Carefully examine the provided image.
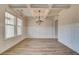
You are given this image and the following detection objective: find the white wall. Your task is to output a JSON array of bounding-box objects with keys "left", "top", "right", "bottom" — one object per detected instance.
[
  {"left": 24, "top": 17, "right": 55, "bottom": 38},
  {"left": 0, "top": 5, "right": 24, "bottom": 54},
  {"left": 58, "top": 5, "right": 79, "bottom": 53}
]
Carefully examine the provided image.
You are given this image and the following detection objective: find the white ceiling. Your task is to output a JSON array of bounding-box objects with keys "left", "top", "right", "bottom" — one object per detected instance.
[{"left": 9, "top": 4, "right": 70, "bottom": 19}]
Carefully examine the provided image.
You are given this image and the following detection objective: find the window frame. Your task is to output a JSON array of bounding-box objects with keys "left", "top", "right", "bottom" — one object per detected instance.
[
  {"left": 5, "top": 11, "right": 16, "bottom": 39},
  {"left": 17, "top": 18, "right": 23, "bottom": 36}
]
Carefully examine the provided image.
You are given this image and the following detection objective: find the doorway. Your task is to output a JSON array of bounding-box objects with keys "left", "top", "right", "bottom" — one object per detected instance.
[{"left": 55, "top": 20, "right": 58, "bottom": 39}]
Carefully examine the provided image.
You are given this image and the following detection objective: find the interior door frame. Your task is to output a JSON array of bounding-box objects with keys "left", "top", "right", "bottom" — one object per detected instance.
[{"left": 55, "top": 20, "right": 58, "bottom": 39}]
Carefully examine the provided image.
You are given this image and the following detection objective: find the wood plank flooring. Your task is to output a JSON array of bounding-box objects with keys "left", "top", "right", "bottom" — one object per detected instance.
[{"left": 2, "top": 38, "right": 79, "bottom": 55}]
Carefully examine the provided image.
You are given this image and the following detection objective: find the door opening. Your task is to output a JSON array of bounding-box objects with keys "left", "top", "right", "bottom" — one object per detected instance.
[{"left": 55, "top": 20, "right": 58, "bottom": 39}]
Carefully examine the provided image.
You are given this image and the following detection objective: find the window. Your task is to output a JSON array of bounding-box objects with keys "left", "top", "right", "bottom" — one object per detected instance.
[
  {"left": 17, "top": 18, "right": 22, "bottom": 35},
  {"left": 5, "top": 12, "right": 15, "bottom": 39}
]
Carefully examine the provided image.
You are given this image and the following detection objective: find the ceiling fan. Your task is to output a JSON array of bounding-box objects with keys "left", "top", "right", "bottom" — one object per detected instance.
[{"left": 36, "top": 10, "right": 44, "bottom": 25}]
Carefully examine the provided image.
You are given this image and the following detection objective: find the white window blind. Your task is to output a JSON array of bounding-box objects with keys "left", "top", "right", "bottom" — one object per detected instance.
[
  {"left": 5, "top": 12, "right": 15, "bottom": 39},
  {"left": 17, "top": 18, "right": 22, "bottom": 35}
]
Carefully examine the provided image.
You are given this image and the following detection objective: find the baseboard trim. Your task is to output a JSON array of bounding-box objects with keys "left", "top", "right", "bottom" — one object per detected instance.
[{"left": 25, "top": 38, "right": 58, "bottom": 40}]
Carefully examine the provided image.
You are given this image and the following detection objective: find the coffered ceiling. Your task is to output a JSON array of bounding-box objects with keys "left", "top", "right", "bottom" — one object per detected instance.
[
  {"left": 31, "top": 4, "right": 49, "bottom": 8},
  {"left": 9, "top": 4, "right": 70, "bottom": 19}
]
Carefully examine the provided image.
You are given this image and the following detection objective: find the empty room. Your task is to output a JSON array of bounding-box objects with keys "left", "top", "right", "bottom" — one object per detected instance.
[{"left": 0, "top": 4, "right": 79, "bottom": 55}]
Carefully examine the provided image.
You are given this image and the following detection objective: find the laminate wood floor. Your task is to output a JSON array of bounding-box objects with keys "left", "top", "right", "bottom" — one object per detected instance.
[{"left": 2, "top": 38, "right": 79, "bottom": 55}]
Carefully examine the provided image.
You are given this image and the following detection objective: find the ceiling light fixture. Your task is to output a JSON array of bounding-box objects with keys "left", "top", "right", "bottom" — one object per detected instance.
[{"left": 36, "top": 10, "right": 44, "bottom": 25}]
